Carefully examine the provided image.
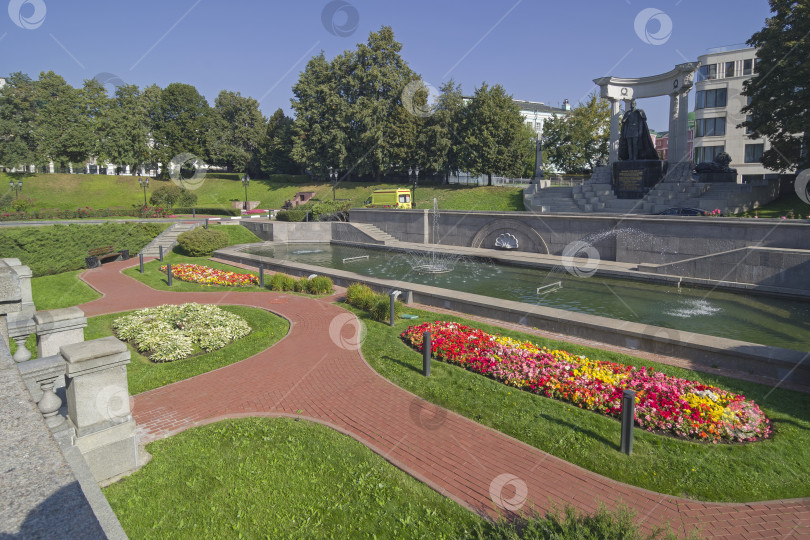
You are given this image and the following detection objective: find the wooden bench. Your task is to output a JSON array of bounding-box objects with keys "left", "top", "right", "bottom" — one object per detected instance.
[{"left": 85, "top": 245, "right": 129, "bottom": 269}]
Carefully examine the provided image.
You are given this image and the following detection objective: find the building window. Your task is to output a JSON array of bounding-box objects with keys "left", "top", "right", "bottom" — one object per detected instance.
[
  {"left": 745, "top": 115, "right": 753, "bottom": 135},
  {"left": 725, "top": 61, "right": 735, "bottom": 78},
  {"left": 695, "top": 117, "right": 726, "bottom": 137},
  {"left": 743, "top": 58, "right": 753, "bottom": 75},
  {"left": 696, "top": 88, "right": 728, "bottom": 109},
  {"left": 699, "top": 64, "right": 717, "bottom": 80},
  {"left": 695, "top": 145, "right": 725, "bottom": 163},
  {"left": 744, "top": 143, "right": 764, "bottom": 163}
]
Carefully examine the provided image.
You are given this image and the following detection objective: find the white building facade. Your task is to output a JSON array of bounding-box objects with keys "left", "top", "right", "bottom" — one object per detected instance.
[
  {"left": 694, "top": 47, "right": 779, "bottom": 182},
  {"left": 514, "top": 99, "right": 571, "bottom": 139}
]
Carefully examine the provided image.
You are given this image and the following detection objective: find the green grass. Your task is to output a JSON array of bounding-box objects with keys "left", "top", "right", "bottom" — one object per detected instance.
[
  {"left": 218, "top": 223, "right": 262, "bottom": 245},
  {"left": 85, "top": 305, "right": 288, "bottom": 395},
  {"left": 124, "top": 253, "right": 266, "bottom": 293},
  {"left": 736, "top": 192, "right": 810, "bottom": 218},
  {"left": 103, "top": 418, "right": 680, "bottom": 539},
  {"left": 31, "top": 269, "right": 101, "bottom": 309},
  {"left": 346, "top": 303, "right": 810, "bottom": 503},
  {"left": 1, "top": 172, "right": 525, "bottom": 212}
]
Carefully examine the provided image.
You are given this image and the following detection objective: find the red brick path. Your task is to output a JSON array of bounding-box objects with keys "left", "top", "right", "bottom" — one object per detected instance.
[{"left": 79, "top": 259, "right": 809, "bottom": 539}]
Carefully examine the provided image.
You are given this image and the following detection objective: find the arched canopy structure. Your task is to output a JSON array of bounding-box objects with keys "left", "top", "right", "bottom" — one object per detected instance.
[{"left": 594, "top": 62, "right": 700, "bottom": 166}]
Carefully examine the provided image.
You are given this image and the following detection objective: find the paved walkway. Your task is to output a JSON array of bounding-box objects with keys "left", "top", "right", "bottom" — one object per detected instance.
[{"left": 79, "top": 259, "right": 810, "bottom": 539}]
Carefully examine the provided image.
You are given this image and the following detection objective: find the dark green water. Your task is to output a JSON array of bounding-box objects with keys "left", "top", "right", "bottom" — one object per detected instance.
[{"left": 243, "top": 243, "right": 810, "bottom": 352}]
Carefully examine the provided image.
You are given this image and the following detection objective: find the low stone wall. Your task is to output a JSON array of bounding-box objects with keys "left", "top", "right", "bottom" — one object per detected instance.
[
  {"left": 241, "top": 220, "right": 333, "bottom": 242},
  {"left": 349, "top": 209, "right": 810, "bottom": 265},
  {"left": 215, "top": 245, "right": 810, "bottom": 388},
  {"left": 638, "top": 247, "right": 810, "bottom": 291}
]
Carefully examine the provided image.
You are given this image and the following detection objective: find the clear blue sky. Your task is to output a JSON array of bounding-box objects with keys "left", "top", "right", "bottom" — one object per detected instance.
[{"left": 2, "top": 0, "right": 773, "bottom": 131}]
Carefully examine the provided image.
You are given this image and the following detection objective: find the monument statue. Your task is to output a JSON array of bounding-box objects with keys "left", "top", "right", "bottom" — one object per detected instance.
[
  {"left": 693, "top": 152, "right": 736, "bottom": 174},
  {"left": 618, "top": 99, "right": 659, "bottom": 161}
]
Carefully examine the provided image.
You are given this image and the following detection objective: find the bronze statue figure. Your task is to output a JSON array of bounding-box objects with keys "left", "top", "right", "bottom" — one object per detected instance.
[{"left": 618, "top": 99, "right": 659, "bottom": 161}]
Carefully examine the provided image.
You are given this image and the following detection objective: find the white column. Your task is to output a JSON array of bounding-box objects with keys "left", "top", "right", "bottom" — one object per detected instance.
[
  {"left": 675, "top": 90, "right": 690, "bottom": 164},
  {"left": 667, "top": 94, "right": 680, "bottom": 168},
  {"left": 609, "top": 98, "right": 621, "bottom": 163}
]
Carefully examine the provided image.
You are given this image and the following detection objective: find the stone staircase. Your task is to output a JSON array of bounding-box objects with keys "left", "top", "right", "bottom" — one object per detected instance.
[
  {"left": 140, "top": 222, "right": 199, "bottom": 257},
  {"left": 349, "top": 223, "right": 397, "bottom": 244}
]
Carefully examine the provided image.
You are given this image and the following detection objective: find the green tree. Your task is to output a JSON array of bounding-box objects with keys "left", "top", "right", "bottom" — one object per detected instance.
[
  {"left": 0, "top": 72, "right": 38, "bottom": 170},
  {"left": 542, "top": 93, "right": 609, "bottom": 174},
  {"left": 460, "top": 83, "right": 530, "bottom": 184},
  {"left": 140, "top": 84, "right": 163, "bottom": 171},
  {"left": 291, "top": 26, "right": 415, "bottom": 179},
  {"left": 79, "top": 78, "right": 109, "bottom": 162},
  {"left": 103, "top": 84, "right": 150, "bottom": 173},
  {"left": 153, "top": 83, "right": 209, "bottom": 176},
  {"left": 35, "top": 71, "right": 92, "bottom": 169},
  {"left": 741, "top": 0, "right": 810, "bottom": 171},
  {"left": 419, "top": 80, "right": 465, "bottom": 183},
  {"left": 254, "top": 108, "right": 297, "bottom": 176},
  {"left": 206, "top": 90, "right": 265, "bottom": 172}
]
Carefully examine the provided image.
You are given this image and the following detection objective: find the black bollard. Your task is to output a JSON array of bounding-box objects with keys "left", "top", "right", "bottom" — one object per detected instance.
[
  {"left": 620, "top": 389, "right": 635, "bottom": 455},
  {"left": 389, "top": 291, "right": 398, "bottom": 327},
  {"left": 139, "top": 253, "right": 144, "bottom": 274},
  {"left": 422, "top": 331, "right": 431, "bottom": 377},
  {"left": 259, "top": 265, "right": 264, "bottom": 288},
  {"left": 159, "top": 245, "right": 164, "bottom": 262},
  {"left": 192, "top": 208, "right": 196, "bottom": 218},
  {"left": 205, "top": 218, "right": 209, "bottom": 229},
  {"left": 167, "top": 263, "right": 173, "bottom": 286}
]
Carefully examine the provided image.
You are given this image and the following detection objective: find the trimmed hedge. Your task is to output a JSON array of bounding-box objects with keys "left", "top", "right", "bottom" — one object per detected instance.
[
  {"left": 275, "top": 200, "right": 350, "bottom": 222},
  {"left": 0, "top": 222, "right": 167, "bottom": 276},
  {"left": 175, "top": 227, "right": 228, "bottom": 257},
  {"left": 173, "top": 207, "right": 241, "bottom": 216},
  {"left": 268, "top": 273, "right": 334, "bottom": 295}
]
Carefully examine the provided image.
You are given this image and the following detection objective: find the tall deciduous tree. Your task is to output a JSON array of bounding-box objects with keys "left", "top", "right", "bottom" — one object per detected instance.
[
  {"left": 741, "top": 0, "right": 810, "bottom": 171},
  {"left": 79, "top": 78, "right": 109, "bottom": 162},
  {"left": 0, "top": 72, "right": 38, "bottom": 170},
  {"left": 542, "top": 93, "right": 609, "bottom": 174},
  {"left": 153, "top": 82, "right": 209, "bottom": 175},
  {"left": 419, "top": 80, "right": 465, "bottom": 182},
  {"left": 460, "top": 83, "right": 530, "bottom": 184},
  {"left": 103, "top": 84, "right": 150, "bottom": 173},
  {"left": 206, "top": 90, "right": 265, "bottom": 172},
  {"left": 35, "top": 71, "right": 92, "bottom": 168}
]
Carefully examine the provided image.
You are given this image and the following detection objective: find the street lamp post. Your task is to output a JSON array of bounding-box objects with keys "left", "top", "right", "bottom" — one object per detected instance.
[
  {"left": 241, "top": 174, "right": 250, "bottom": 211},
  {"left": 409, "top": 166, "right": 419, "bottom": 209},
  {"left": 9, "top": 179, "right": 22, "bottom": 199},
  {"left": 138, "top": 177, "right": 149, "bottom": 206},
  {"left": 329, "top": 167, "right": 338, "bottom": 201}
]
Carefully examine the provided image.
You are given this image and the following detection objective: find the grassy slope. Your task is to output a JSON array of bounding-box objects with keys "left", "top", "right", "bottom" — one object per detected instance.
[
  {"left": 86, "top": 305, "right": 289, "bottom": 395},
  {"left": 736, "top": 192, "right": 810, "bottom": 218},
  {"left": 1, "top": 172, "right": 525, "bottom": 212},
  {"left": 347, "top": 303, "right": 810, "bottom": 503}
]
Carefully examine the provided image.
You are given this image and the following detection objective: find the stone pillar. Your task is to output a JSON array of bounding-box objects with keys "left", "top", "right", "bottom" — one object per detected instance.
[
  {"left": 35, "top": 307, "right": 87, "bottom": 359},
  {"left": 62, "top": 336, "right": 138, "bottom": 483},
  {"left": 675, "top": 90, "right": 690, "bottom": 164},
  {"left": 667, "top": 93, "right": 680, "bottom": 169},
  {"left": 608, "top": 98, "right": 622, "bottom": 163},
  {"left": 0, "top": 260, "right": 24, "bottom": 345}
]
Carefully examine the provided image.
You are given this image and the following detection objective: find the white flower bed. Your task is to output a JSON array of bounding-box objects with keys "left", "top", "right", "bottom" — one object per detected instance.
[{"left": 113, "top": 303, "right": 251, "bottom": 362}]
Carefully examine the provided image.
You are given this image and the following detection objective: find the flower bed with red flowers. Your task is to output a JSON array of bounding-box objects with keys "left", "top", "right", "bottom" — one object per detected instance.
[
  {"left": 160, "top": 264, "right": 258, "bottom": 287},
  {"left": 402, "top": 321, "right": 771, "bottom": 443}
]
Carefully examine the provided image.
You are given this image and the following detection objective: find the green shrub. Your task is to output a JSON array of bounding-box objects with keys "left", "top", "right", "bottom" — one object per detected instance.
[
  {"left": 175, "top": 227, "right": 228, "bottom": 257},
  {"left": 275, "top": 201, "right": 350, "bottom": 222},
  {"left": 369, "top": 295, "right": 402, "bottom": 323},
  {"left": 12, "top": 196, "right": 35, "bottom": 212},
  {"left": 294, "top": 277, "right": 309, "bottom": 293},
  {"left": 275, "top": 208, "right": 306, "bottom": 222},
  {"left": 149, "top": 184, "right": 197, "bottom": 208},
  {"left": 173, "top": 206, "right": 240, "bottom": 216},
  {"left": 0, "top": 222, "right": 166, "bottom": 276},
  {"left": 307, "top": 276, "right": 333, "bottom": 295},
  {"left": 345, "top": 283, "right": 377, "bottom": 311},
  {"left": 269, "top": 273, "right": 296, "bottom": 292}
]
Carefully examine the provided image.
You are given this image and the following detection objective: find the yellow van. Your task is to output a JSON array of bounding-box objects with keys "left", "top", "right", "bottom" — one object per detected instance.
[{"left": 364, "top": 188, "right": 412, "bottom": 209}]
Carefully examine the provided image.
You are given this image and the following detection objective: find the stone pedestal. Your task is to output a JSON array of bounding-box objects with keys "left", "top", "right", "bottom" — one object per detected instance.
[
  {"left": 35, "top": 307, "right": 87, "bottom": 358},
  {"left": 695, "top": 172, "right": 737, "bottom": 183},
  {"left": 612, "top": 161, "right": 667, "bottom": 199},
  {"left": 62, "top": 336, "right": 137, "bottom": 483},
  {"left": 232, "top": 201, "right": 261, "bottom": 211}
]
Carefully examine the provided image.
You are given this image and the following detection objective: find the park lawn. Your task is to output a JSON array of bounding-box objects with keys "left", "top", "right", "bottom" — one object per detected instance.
[
  {"left": 31, "top": 269, "right": 101, "bottom": 309},
  {"left": 342, "top": 303, "right": 810, "bottom": 503},
  {"left": 85, "top": 305, "right": 289, "bottom": 395},
  {"left": 2, "top": 172, "right": 526, "bottom": 212},
  {"left": 124, "top": 253, "right": 267, "bottom": 293},
  {"left": 216, "top": 222, "right": 262, "bottom": 245},
  {"left": 102, "top": 417, "right": 678, "bottom": 539},
  {"left": 736, "top": 192, "right": 810, "bottom": 218}
]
